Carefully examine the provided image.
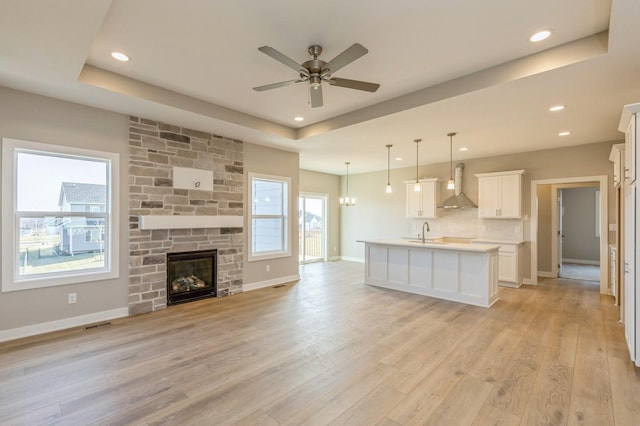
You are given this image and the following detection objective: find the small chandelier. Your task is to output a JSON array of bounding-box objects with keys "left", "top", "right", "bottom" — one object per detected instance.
[
  {"left": 414, "top": 139, "right": 422, "bottom": 192},
  {"left": 447, "top": 132, "right": 457, "bottom": 190},
  {"left": 385, "top": 144, "right": 393, "bottom": 194},
  {"left": 339, "top": 161, "right": 356, "bottom": 206}
]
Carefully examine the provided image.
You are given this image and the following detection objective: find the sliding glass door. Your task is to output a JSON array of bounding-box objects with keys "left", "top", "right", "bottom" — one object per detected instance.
[{"left": 298, "top": 194, "right": 327, "bottom": 263}]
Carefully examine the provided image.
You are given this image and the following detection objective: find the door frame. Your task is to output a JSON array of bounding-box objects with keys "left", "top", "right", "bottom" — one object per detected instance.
[
  {"left": 550, "top": 182, "right": 600, "bottom": 278},
  {"left": 530, "top": 175, "right": 609, "bottom": 294},
  {"left": 299, "top": 192, "right": 328, "bottom": 264}
]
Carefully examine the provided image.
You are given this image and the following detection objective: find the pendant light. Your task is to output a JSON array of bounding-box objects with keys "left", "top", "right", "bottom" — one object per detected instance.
[
  {"left": 385, "top": 144, "right": 393, "bottom": 194},
  {"left": 339, "top": 162, "right": 356, "bottom": 206},
  {"left": 447, "top": 132, "right": 457, "bottom": 190},
  {"left": 413, "top": 139, "right": 422, "bottom": 192}
]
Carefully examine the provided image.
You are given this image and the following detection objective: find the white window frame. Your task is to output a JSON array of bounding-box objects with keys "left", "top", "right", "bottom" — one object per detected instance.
[
  {"left": 1, "top": 138, "right": 119, "bottom": 291},
  {"left": 248, "top": 172, "right": 291, "bottom": 262}
]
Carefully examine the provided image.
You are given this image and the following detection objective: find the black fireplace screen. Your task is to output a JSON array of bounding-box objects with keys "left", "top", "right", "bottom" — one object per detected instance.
[{"left": 166, "top": 250, "right": 217, "bottom": 305}]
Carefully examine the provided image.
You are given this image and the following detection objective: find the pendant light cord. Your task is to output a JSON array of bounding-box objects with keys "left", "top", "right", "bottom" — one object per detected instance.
[
  {"left": 447, "top": 132, "right": 457, "bottom": 190},
  {"left": 449, "top": 134, "right": 453, "bottom": 181},
  {"left": 386, "top": 145, "right": 392, "bottom": 185},
  {"left": 345, "top": 162, "right": 349, "bottom": 198},
  {"left": 414, "top": 139, "right": 421, "bottom": 183}
]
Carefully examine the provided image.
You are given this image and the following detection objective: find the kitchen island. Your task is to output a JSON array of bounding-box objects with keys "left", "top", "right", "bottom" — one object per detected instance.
[{"left": 358, "top": 239, "right": 500, "bottom": 307}]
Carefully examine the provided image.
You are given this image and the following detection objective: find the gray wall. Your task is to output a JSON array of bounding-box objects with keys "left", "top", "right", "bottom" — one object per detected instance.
[
  {"left": 243, "top": 143, "right": 300, "bottom": 285},
  {"left": 0, "top": 86, "right": 301, "bottom": 334},
  {"left": 299, "top": 169, "right": 341, "bottom": 259},
  {"left": 562, "top": 187, "right": 600, "bottom": 262},
  {"left": 340, "top": 141, "right": 617, "bottom": 281},
  {"left": 0, "top": 86, "right": 130, "bottom": 331}
]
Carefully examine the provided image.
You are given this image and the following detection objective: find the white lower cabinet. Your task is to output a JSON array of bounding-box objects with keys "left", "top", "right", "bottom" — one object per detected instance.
[
  {"left": 498, "top": 252, "right": 517, "bottom": 283},
  {"left": 472, "top": 240, "right": 523, "bottom": 287}
]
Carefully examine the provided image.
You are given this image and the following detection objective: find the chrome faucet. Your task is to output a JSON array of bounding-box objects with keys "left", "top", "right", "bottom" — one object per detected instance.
[{"left": 421, "top": 221, "right": 430, "bottom": 243}]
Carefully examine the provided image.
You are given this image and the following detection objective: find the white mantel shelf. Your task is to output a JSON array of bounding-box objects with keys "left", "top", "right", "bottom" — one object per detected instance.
[{"left": 139, "top": 215, "right": 243, "bottom": 230}]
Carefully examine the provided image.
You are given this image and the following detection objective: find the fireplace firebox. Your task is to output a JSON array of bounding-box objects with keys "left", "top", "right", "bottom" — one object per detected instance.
[{"left": 166, "top": 249, "right": 217, "bottom": 305}]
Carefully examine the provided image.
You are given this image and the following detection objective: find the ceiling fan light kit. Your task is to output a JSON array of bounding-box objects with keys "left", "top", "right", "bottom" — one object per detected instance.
[{"left": 253, "top": 43, "right": 380, "bottom": 108}]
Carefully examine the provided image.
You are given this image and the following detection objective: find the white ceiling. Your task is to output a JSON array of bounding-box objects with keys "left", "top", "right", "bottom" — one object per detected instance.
[{"left": 1, "top": 0, "right": 639, "bottom": 175}]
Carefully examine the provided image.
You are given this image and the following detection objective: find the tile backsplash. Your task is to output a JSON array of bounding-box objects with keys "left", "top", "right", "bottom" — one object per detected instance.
[{"left": 410, "top": 208, "right": 524, "bottom": 241}]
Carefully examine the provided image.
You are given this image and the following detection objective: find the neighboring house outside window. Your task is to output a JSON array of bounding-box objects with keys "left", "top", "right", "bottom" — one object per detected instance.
[
  {"left": 1, "top": 138, "right": 119, "bottom": 291},
  {"left": 58, "top": 182, "right": 107, "bottom": 256},
  {"left": 248, "top": 173, "right": 290, "bottom": 261}
]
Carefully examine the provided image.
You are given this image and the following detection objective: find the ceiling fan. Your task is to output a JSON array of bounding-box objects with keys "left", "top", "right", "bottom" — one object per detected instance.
[{"left": 253, "top": 43, "right": 380, "bottom": 108}]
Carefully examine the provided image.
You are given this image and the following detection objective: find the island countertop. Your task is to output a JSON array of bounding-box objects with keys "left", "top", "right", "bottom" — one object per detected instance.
[{"left": 357, "top": 239, "right": 500, "bottom": 253}]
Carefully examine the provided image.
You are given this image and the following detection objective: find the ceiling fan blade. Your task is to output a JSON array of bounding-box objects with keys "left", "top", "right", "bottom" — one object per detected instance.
[
  {"left": 328, "top": 78, "right": 380, "bottom": 92},
  {"left": 253, "top": 79, "right": 303, "bottom": 92},
  {"left": 258, "top": 46, "right": 309, "bottom": 77},
  {"left": 310, "top": 85, "right": 323, "bottom": 108},
  {"left": 322, "top": 43, "right": 368, "bottom": 75}
]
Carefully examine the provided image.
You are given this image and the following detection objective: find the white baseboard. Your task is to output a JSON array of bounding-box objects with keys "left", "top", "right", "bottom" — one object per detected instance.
[
  {"left": 340, "top": 256, "right": 364, "bottom": 263},
  {"left": 243, "top": 274, "right": 300, "bottom": 292},
  {"left": 538, "top": 271, "right": 556, "bottom": 278},
  {"left": 523, "top": 278, "right": 535, "bottom": 285},
  {"left": 562, "top": 258, "right": 600, "bottom": 266},
  {"left": 328, "top": 256, "right": 341, "bottom": 261},
  {"left": 0, "top": 307, "right": 129, "bottom": 343}
]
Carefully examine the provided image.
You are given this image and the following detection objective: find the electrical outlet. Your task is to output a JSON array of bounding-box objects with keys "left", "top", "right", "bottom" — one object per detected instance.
[
  {"left": 514, "top": 226, "right": 521, "bottom": 233},
  {"left": 266, "top": 264, "right": 270, "bottom": 272},
  {"left": 609, "top": 223, "right": 617, "bottom": 232},
  {"left": 68, "top": 293, "right": 77, "bottom": 304}
]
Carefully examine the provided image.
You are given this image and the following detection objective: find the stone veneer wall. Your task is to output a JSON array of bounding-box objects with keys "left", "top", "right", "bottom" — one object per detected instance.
[{"left": 128, "top": 116, "right": 243, "bottom": 315}]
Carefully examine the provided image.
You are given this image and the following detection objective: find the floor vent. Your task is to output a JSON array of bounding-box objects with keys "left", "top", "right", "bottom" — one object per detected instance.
[
  {"left": 85, "top": 322, "right": 112, "bottom": 330},
  {"left": 273, "top": 284, "right": 286, "bottom": 288}
]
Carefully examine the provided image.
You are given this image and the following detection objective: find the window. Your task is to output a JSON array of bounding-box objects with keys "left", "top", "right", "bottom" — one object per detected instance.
[
  {"left": 248, "top": 173, "right": 290, "bottom": 261},
  {"left": 1, "top": 138, "right": 119, "bottom": 291}
]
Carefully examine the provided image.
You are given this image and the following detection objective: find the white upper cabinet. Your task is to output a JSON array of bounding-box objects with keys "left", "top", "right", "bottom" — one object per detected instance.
[
  {"left": 405, "top": 179, "right": 438, "bottom": 218},
  {"left": 610, "top": 144, "right": 625, "bottom": 187},
  {"left": 475, "top": 170, "right": 525, "bottom": 219},
  {"left": 625, "top": 113, "right": 637, "bottom": 183},
  {"left": 620, "top": 105, "right": 639, "bottom": 184}
]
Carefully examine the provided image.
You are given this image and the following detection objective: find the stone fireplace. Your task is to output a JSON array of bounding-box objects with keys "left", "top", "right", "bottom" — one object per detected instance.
[{"left": 127, "top": 117, "right": 244, "bottom": 315}]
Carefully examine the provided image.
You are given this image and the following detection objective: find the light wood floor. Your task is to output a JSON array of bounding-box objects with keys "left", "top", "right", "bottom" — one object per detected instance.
[{"left": 1, "top": 261, "right": 640, "bottom": 425}]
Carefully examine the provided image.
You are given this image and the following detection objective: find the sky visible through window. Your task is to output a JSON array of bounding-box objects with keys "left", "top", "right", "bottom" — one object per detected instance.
[{"left": 17, "top": 152, "right": 107, "bottom": 211}]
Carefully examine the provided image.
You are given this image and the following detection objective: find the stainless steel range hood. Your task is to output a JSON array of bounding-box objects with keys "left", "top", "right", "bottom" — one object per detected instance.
[{"left": 438, "top": 163, "right": 477, "bottom": 209}]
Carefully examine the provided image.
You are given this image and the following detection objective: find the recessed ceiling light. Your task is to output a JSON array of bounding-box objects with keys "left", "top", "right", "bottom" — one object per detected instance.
[
  {"left": 530, "top": 30, "right": 552, "bottom": 42},
  {"left": 459, "top": 147, "right": 468, "bottom": 152},
  {"left": 395, "top": 157, "right": 402, "bottom": 161},
  {"left": 111, "top": 51, "right": 130, "bottom": 62},
  {"left": 294, "top": 116, "right": 304, "bottom": 122},
  {"left": 558, "top": 131, "right": 572, "bottom": 136},
  {"left": 549, "top": 105, "right": 565, "bottom": 112}
]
